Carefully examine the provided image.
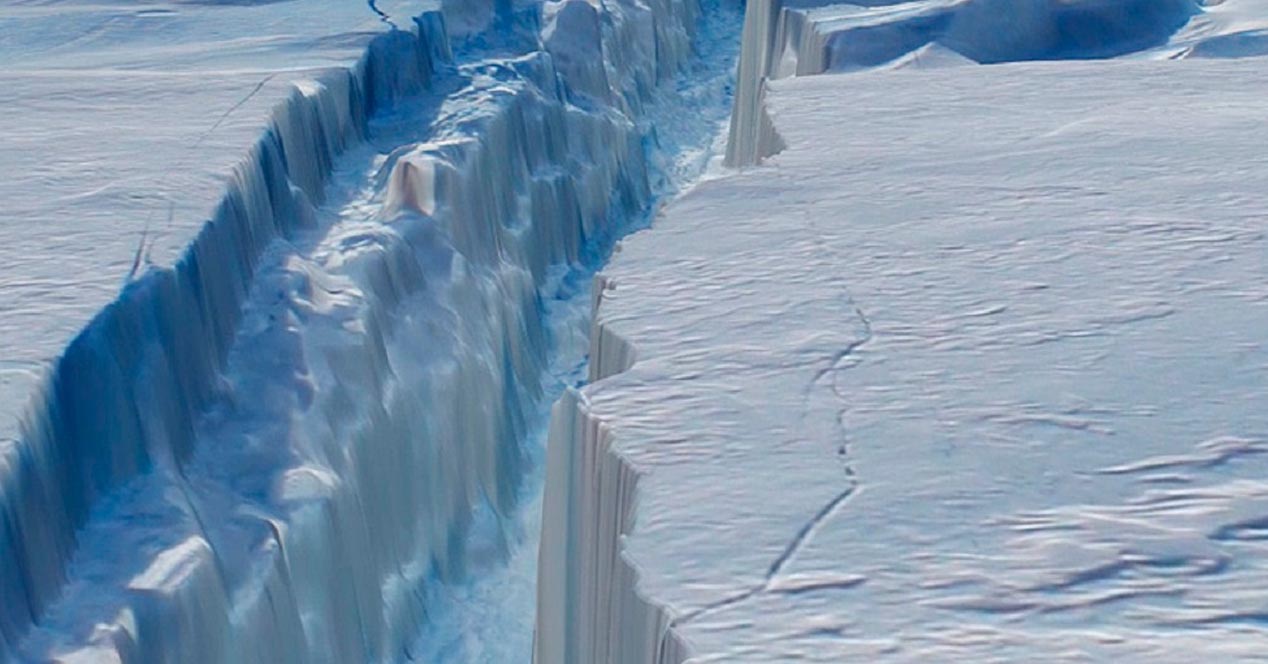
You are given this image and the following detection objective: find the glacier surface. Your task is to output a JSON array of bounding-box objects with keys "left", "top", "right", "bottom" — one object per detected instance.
[{"left": 536, "top": 1, "right": 1268, "bottom": 661}]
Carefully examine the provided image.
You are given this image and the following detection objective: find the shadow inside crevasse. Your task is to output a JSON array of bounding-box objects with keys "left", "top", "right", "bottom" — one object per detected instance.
[{"left": 942, "top": 0, "right": 1200, "bottom": 63}]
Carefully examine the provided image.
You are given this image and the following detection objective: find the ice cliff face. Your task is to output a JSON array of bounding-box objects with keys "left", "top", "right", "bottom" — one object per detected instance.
[
  {"left": 2, "top": 16, "right": 453, "bottom": 657},
  {"left": 534, "top": 342, "right": 691, "bottom": 664},
  {"left": 0, "top": 0, "right": 709, "bottom": 660},
  {"left": 725, "top": 0, "right": 1201, "bottom": 166}
]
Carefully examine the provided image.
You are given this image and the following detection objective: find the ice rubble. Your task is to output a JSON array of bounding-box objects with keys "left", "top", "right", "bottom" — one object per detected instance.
[
  {"left": 535, "top": 0, "right": 1268, "bottom": 662},
  {"left": 0, "top": 0, "right": 716, "bottom": 659}
]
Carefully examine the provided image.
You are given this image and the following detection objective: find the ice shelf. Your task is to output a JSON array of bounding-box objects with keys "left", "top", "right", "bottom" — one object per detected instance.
[{"left": 537, "top": 1, "right": 1268, "bottom": 661}]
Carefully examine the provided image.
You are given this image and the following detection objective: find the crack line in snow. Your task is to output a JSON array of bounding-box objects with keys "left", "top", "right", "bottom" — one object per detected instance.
[
  {"left": 674, "top": 302, "right": 871, "bottom": 630},
  {"left": 195, "top": 74, "right": 278, "bottom": 150},
  {"left": 766, "top": 483, "right": 859, "bottom": 579},
  {"left": 128, "top": 73, "right": 279, "bottom": 281},
  {"left": 670, "top": 487, "right": 863, "bottom": 629}
]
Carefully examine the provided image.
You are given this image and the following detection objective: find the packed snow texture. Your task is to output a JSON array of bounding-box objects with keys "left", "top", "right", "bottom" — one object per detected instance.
[
  {"left": 537, "top": 1, "right": 1268, "bottom": 662},
  {"left": 0, "top": 0, "right": 719, "bottom": 660}
]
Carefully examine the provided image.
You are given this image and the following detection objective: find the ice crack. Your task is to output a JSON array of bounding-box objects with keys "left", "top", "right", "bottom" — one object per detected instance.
[{"left": 673, "top": 303, "right": 871, "bottom": 630}]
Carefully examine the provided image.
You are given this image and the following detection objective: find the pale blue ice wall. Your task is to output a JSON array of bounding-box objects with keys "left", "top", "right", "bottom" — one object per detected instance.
[
  {"left": 0, "top": 12, "right": 453, "bottom": 653},
  {"left": 0, "top": 14, "right": 453, "bottom": 658},
  {"left": 1, "top": 0, "right": 709, "bottom": 659}
]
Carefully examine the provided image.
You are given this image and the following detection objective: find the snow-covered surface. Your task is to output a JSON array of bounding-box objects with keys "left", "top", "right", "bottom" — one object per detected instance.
[
  {"left": 539, "top": 2, "right": 1268, "bottom": 661},
  {"left": 0, "top": 0, "right": 727, "bottom": 660},
  {"left": 0, "top": 0, "right": 438, "bottom": 356}
]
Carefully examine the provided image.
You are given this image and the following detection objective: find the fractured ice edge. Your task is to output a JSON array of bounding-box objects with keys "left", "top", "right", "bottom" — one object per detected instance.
[
  {"left": 536, "top": 0, "right": 1268, "bottom": 662},
  {"left": 0, "top": 0, "right": 719, "bottom": 660}
]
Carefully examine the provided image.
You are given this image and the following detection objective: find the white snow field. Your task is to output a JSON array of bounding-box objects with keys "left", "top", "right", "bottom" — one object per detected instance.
[
  {"left": 535, "top": 0, "right": 1268, "bottom": 662},
  {"left": 0, "top": 0, "right": 741, "bottom": 661}
]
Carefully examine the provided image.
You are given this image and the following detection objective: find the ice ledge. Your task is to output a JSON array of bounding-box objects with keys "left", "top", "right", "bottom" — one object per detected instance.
[
  {"left": 533, "top": 271, "right": 684, "bottom": 664},
  {"left": 542, "top": 54, "right": 1268, "bottom": 661},
  {"left": 535, "top": 387, "right": 693, "bottom": 664}
]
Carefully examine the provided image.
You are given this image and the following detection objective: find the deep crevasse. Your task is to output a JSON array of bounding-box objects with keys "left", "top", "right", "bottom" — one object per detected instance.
[
  {"left": 0, "top": 0, "right": 735, "bottom": 660},
  {"left": 415, "top": 1, "right": 745, "bottom": 660}
]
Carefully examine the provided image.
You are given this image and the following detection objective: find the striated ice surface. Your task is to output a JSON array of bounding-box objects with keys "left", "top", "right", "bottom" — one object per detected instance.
[{"left": 536, "top": 1, "right": 1268, "bottom": 662}]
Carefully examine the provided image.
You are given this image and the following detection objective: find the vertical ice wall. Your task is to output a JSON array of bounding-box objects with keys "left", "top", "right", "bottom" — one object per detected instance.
[
  {"left": 2, "top": 0, "right": 710, "bottom": 660},
  {"left": 725, "top": 0, "right": 791, "bottom": 167},
  {"left": 532, "top": 1, "right": 763, "bottom": 660},
  {"left": 534, "top": 320, "right": 691, "bottom": 664},
  {"left": 724, "top": 0, "right": 886, "bottom": 166},
  {"left": 0, "top": 14, "right": 452, "bottom": 659}
]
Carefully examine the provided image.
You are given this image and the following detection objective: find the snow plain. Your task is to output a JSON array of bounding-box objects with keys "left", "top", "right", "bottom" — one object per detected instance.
[{"left": 538, "top": 1, "right": 1268, "bottom": 661}]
